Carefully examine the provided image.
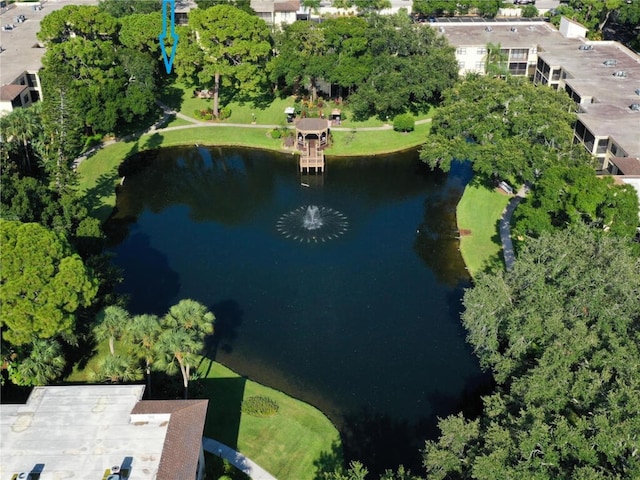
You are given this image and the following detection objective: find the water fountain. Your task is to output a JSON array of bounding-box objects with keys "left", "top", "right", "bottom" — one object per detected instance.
[{"left": 277, "top": 205, "right": 348, "bottom": 243}]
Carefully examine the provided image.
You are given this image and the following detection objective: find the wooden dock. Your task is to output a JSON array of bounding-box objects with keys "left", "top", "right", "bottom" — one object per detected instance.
[{"left": 299, "top": 139, "right": 324, "bottom": 173}]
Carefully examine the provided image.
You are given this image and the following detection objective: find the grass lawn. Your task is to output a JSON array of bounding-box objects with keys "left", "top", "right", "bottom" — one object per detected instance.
[
  {"left": 161, "top": 81, "right": 433, "bottom": 129},
  {"left": 328, "top": 122, "right": 431, "bottom": 157},
  {"left": 198, "top": 358, "right": 341, "bottom": 480},
  {"left": 456, "top": 177, "right": 511, "bottom": 276}
]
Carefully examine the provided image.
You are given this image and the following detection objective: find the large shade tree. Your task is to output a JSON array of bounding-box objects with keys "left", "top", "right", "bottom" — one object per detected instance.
[
  {"left": 174, "top": 5, "right": 272, "bottom": 117},
  {"left": 423, "top": 227, "right": 640, "bottom": 479},
  {"left": 348, "top": 13, "right": 458, "bottom": 119},
  {"left": 513, "top": 165, "right": 640, "bottom": 242},
  {"left": 420, "top": 76, "right": 586, "bottom": 184},
  {"left": 0, "top": 220, "right": 98, "bottom": 346},
  {"left": 37, "top": 5, "right": 160, "bottom": 139}
]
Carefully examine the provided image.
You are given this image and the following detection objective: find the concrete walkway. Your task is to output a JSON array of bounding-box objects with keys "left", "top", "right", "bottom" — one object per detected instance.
[
  {"left": 202, "top": 437, "right": 277, "bottom": 480},
  {"left": 499, "top": 184, "right": 527, "bottom": 271}
]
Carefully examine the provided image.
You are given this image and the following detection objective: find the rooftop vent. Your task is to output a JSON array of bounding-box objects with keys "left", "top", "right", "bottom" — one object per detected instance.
[
  {"left": 485, "top": 26, "right": 493, "bottom": 32},
  {"left": 578, "top": 44, "right": 593, "bottom": 51},
  {"left": 635, "top": 88, "right": 640, "bottom": 96},
  {"left": 630, "top": 104, "right": 640, "bottom": 111},
  {"left": 612, "top": 71, "right": 627, "bottom": 78},
  {"left": 438, "top": 26, "right": 445, "bottom": 33},
  {"left": 603, "top": 59, "right": 617, "bottom": 66},
  {"left": 510, "top": 27, "right": 518, "bottom": 32}
]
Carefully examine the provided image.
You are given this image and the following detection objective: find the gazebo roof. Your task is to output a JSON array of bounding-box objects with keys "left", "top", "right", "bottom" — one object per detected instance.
[{"left": 296, "top": 118, "right": 329, "bottom": 133}]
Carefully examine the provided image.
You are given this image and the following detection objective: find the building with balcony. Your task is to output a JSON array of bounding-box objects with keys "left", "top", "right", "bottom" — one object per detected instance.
[{"left": 431, "top": 17, "right": 640, "bottom": 176}]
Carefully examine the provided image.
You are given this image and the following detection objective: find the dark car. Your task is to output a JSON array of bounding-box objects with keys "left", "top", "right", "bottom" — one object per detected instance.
[{"left": 514, "top": 0, "right": 535, "bottom": 4}]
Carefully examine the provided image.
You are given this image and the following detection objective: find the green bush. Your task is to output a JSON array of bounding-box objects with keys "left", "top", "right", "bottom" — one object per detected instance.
[
  {"left": 241, "top": 396, "right": 279, "bottom": 417},
  {"left": 521, "top": 5, "right": 538, "bottom": 17},
  {"left": 393, "top": 113, "right": 415, "bottom": 132},
  {"left": 219, "top": 106, "right": 231, "bottom": 120},
  {"left": 270, "top": 129, "right": 282, "bottom": 139}
]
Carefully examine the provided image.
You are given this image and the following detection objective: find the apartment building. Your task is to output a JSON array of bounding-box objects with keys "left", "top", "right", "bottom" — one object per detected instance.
[{"left": 432, "top": 17, "right": 640, "bottom": 176}]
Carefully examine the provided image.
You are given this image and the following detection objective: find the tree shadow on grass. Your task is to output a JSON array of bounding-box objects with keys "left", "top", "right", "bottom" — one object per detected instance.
[
  {"left": 312, "top": 439, "right": 344, "bottom": 480},
  {"left": 198, "top": 373, "right": 247, "bottom": 450},
  {"left": 83, "top": 140, "right": 141, "bottom": 221},
  {"left": 160, "top": 83, "right": 185, "bottom": 111}
]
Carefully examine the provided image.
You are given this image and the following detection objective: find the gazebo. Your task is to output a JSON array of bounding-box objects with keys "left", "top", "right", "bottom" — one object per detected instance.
[{"left": 295, "top": 118, "right": 330, "bottom": 173}]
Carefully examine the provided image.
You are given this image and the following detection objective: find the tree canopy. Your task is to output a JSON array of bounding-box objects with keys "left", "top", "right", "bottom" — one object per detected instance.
[
  {"left": 175, "top": 5, "right": 272, "bottom": 117},
  {"left": 513, "top": 165, "right": 640, "bottom": 242},
  {"left": 420, "top": 76, "right": 587, "bottom": 183},
  {"left": 0, "top": 220, "right": 98, "bottom": 346},
  {"left": 423, "top": 227, "right": 640, "bottom": 479},
  {"left": 37, "top": 5, "right": 161, "bottom": 138}
]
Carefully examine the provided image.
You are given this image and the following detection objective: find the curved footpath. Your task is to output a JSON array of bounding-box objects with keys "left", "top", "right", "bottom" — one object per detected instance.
[
  {"left": 73, "top": 102, "right": 432, "bottom": 168},
  {"left": 203, "top": 437, "right": 277, "bottom": 480},
  {"left": 499, "top": 184, "right": 527, "bottom": 271}
]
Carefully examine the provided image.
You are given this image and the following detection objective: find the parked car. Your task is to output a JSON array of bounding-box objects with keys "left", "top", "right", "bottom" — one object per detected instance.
[{"left": 514, "top": 0, "right": 535, "bottom": 4}]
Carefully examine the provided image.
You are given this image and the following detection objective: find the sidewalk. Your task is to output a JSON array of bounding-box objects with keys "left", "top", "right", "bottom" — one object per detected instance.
[
  {"left": 202, "top": 437, "right": 277, "bottom": 480},
  {"left": 499, "top": 184, "right": 527, "bottom": 271}
]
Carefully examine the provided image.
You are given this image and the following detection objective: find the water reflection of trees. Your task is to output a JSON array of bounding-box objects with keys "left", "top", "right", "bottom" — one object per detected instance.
[
  {"left": 114, "top": 146, "right": 283, "bottom": 224},
  {"left": 414, "top": 163, "right": 472, "bottom": 287}
]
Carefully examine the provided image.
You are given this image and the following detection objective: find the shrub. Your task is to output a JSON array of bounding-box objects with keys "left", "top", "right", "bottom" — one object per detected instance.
[
  {"left": 219, "top": 106, "right": 231, "bottom": 120},
  {"left": 393, "top": 113, "right": 415, "bottom": 132},
  {"left": 241, "top": 396, "right": 279, "bottom": 417},
  {"left": 521, "top": 5, "right": 538, "bottom": 17},
  {"left": 270, "top": 128, "right": 282, "bottom": 139}
]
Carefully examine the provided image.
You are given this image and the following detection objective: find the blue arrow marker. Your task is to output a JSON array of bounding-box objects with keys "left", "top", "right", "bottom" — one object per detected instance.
[{"left": 159, "top": 0, "right": 179, "bottom": 74}]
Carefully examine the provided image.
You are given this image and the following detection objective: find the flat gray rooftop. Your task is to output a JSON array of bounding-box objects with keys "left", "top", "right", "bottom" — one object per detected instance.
[
  {"left": 538, "top": 41, "right": 640, "bottom": 157},
  {"left": 431, "top": 21, "right": 564, "bottom": 49},
  {"left": 0, "top": 385, "right": 166, "bottom": 480},
  {"left": 0, "top": 0, "right": 98, "bottom": 86}
]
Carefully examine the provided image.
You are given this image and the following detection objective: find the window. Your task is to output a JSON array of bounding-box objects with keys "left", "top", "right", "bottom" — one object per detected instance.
[
  {"left": 551, "top": 69, "right": 561, "bottom": 81},
  {"left": 458, "top": 61, "right": 465, "bottom": 69},
  {"left": 475, "top": 62, "right": 485, "bottom": 72},
  {"left": 477, "top": 47, "right": 486, "bottom": 55},
  {"left": 510, "top": 48, "right": 528, "bottom": 60},
  {"left": 27, "top": 74, "right": 37, "bottom": 87},
  {"left": 610, "top": 143, "right": 618, "bottom": 156},
  {"left": 509, "top": 62, "right": 528, "bottom": 76},
  {"left": 456, "top": 48, "right": 467, "bottom": 55},
  {"left": 596, "top": 138, "right": 608, "bottom": 154}
]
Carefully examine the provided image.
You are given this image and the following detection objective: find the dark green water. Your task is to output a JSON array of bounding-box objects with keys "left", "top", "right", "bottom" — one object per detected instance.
[{"left": 106, "top": 146, "right": 488, "bottom": 473}]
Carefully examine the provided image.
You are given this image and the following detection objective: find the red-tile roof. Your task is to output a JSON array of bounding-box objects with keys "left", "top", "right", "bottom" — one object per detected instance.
[
  {"left": 132, "top": 400, "right": 209, "bottom": 480},
  {"left": 0, "top": 84, "right": 28, "bottom": 102}
]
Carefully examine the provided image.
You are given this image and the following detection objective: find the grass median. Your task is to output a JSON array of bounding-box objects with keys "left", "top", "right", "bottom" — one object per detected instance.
[{"left": 456, "top": 178, "right": 511, "bottom": 277}]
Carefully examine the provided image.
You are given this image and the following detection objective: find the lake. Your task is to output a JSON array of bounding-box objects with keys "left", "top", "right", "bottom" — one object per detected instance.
[{"left": 106, "top": 146, "right": 488, "bottom": 473}]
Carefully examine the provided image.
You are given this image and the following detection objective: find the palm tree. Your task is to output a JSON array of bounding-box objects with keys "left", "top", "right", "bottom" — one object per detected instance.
[
  {"left": 126, "top": 314, "right": 162, "bottom": 396},
  {"left": 0, "top": 104, "right": 42, "bottom": 175},
  {"left": 155, "top": 329, "right": 201, "bottom": 399},
  {"left": 486, "top": 42, "right": 509, "bottom": 78},
  {"left": 94, "top": 306, "right": 130, "bottom": 355},
  {"left": 163, "top": 299, "right": 214, "bottom": 342},
  {"left": 90, "top": 355, "right": 142, "bottom": 384},
  {"left": 8, "top": 338, "right": 66, "bottom": 386}
]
